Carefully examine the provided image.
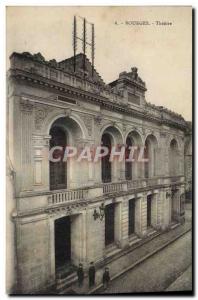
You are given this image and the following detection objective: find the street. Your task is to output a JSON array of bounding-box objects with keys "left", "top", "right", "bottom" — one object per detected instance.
[{"left": 98, "top": 230, "right": 192, "bottom": 293}]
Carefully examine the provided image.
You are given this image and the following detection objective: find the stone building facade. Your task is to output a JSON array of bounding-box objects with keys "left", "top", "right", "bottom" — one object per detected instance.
[
  {"left": 184, "top": 122, "right": 192, "bottom": 201},
  {"left": 7, "top": 51, "right": 189, "bottom": 294}
]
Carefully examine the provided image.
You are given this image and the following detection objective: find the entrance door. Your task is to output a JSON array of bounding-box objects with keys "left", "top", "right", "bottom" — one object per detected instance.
[
  {"left": 105, "top": 203, "right": 115, "bottom": 246},
  {"left": 128, "top": 199, "right": 135, "bottom": 235},
  {"left": 171, "top": 192, "right": 175, "bottom": 222},
  {"left": 55, "top": 216, "right": 71, "bottom": 270},
  {"left": 147, "top": 195, "right": 152, "bottom": 227}
]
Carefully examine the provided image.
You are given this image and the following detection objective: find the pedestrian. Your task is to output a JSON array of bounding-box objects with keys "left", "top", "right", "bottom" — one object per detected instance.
[
  {"left": 103, "top": 267, "right": 110, "bottom": 289},
  {"left": 88, "top": 261, "right": 95, "bottom": 288},
  {"left": 77, "top": 263, "right": 84, "bottom": 287}
]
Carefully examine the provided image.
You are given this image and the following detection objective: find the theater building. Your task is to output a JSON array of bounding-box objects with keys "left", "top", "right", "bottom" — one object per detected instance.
[{"left": 7, "top": 51, "right": 188, "bottom": 293}]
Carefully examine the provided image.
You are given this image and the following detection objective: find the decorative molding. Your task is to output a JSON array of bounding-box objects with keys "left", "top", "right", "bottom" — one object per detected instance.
[
  {"left": 160, "top": 131, "right": 167, "bottom": 138},
  {"left": 47, "top": 201, "right": 87, "bottom": 217},
  {"left": 94, "top": 113, "right": 103, "bottom": 126},
  {"left": 20, "top": 99, "right": 34, "bottom": 113},
  {"left": 34, "top": 105, "right": 53, "bottom": 130},
  {"left": 81, "top": 115, "right": 93, "bottom": 136},
  {"left": 111, "top": 121, "right": 116, "bottom": 127},
  {"left": 141, "top": 127, "right": 146, "bottom": 135},
  {"left": 64, "top": 108, "right": 72, "bottom": 117},
  {"left": 122, "top": 123, "right": 127, "bottom": 133},
  {"left": 32, "top": 134, "right": 51, "bottom": 147}
]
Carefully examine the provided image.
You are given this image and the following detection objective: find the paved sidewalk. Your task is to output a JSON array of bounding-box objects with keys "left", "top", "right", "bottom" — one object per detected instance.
[
  {"left": 96, "top": 231, "right": 191, "bottom": 294},
  {"left": 166, "top": 265, "right": 192, "bottom": 292},
  {"left": 63, "top": 212, "right": 191, "bottom": 294}
]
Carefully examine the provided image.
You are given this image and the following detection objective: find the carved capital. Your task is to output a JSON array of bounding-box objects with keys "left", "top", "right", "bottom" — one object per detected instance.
[{"left": 20, "top": 99, "right": 33, "bottom": 113}]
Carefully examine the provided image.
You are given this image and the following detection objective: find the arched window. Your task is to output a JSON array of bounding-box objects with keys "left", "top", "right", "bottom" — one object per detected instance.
[
  {"left": 50, "top": 126, "right": 67, "bottom": 190},
  {"left": 126, "top": 131, "right": 143, "bottom": 180},
  {"left": 144, "top": 135, "right": 157, "bottom": 178},
  {"left": 144, "top": 139, "right": 149, "bottom": 178},
  {"left": 125, "top": 137, "right": 132, "bottom": 180},
  {"left": 169, "top": 139, "right": 179, "bottom": 176},
  {"left": 102, "top": 133, "right": 111, "bottom": 183}
]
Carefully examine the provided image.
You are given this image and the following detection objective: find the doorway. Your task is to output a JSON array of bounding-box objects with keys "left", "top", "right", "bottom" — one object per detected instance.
[
  {"left": 105, "top": 203, "right": 115, "bottom": 246},
  {"left": 147, "top": 195, "right": 152, "bottom": 227},
  {"left": 55, "top": 216, "right": 71, "bottom": 270},
  {"left": 128, "top": 199, "right": 135, "bottom": 235}
]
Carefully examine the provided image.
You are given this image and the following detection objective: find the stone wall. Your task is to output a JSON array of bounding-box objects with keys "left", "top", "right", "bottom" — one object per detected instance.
[{"left": 16, "top": 215, "right": 50, "bottom": 293}]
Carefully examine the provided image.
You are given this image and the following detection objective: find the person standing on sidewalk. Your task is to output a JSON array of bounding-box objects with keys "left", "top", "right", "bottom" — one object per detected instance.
[
  {"left": 89, "top": 262, "right": 95, "bottom": 288},
  {"left": 103, "top": 267, "right": 110, "bottom": 289},
  {"left": 77, "top": 263, "right": 84, "bottom": 287}
]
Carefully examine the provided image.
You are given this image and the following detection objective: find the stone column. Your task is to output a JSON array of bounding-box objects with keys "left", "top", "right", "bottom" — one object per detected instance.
[
  {"left": 86, "top": 205, "right": 105, "bottom": 266},
  {"left": 19, "top": 99, "right": 34, "bottom": 192},
  {"left": 151, "top": 192, "right": 158, "bottom": 228},
  {"left": 16, "top": 213, "right": 50, "bottom": 293},
  {"left": 49, "top": 215, "right": 55, "bottom": 284},
  {"left": 93, "top": 117, "right": 103, "bottom": 185},
  {"left": 172, "top": 186, "right": 184, "bottom": 222},
  {"left": 120, "top": 199, "right": 130, "bottom": 248},
  {"left": 32, "top": 134, "right": 51, "bottom": 192},
  {"left": 114, "top": 201, "right": 123, "bottom": 248},
  {"left": 160, "top": 188, "right": 171, "bottom": 230},
  {"left": 68, "top": 139, "right": 95, "bottom": 189},
  {"left": 160, "top": 132, "right": 169, "bottom": 177},
  {"left": 71, "top": 210, "right": 87, "bottom": 266},
  {"left": 135, "top": 193, "right": 147, "bottom": 238}
]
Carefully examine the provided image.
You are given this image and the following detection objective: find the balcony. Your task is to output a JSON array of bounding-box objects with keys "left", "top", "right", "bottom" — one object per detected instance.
[
  {"left": 47, "top": 175, "right": 185, "bottom": 208},
  {"left": 48, "top": 188, "right": 89, "bottom": 206},
  {"left": 102, "top": 182, "right": 126, "bottom": 194}
]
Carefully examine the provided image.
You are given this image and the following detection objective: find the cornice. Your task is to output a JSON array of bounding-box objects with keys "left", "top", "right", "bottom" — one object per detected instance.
[{"left": 9, "top": 68, "right": 187, "bottom": 131}]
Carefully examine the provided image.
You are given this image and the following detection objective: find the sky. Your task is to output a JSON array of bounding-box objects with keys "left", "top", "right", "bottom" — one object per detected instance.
[{"left": 6, "top": 6, "right": 192, "bottom": 121}]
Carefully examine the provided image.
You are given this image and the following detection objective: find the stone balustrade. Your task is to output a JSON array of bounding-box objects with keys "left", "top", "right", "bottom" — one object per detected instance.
[
  {"left": 102, "top": 182, "right": 126, "bottom": 194},
  {"left": 48, "top": 188, "right": 89, "bottom": 205},
  {"left": 127, "top": 179, "right": 145, "bottom": 190},
  {"left": 47, "top": 175, "right": 185, "bottom": 207}
]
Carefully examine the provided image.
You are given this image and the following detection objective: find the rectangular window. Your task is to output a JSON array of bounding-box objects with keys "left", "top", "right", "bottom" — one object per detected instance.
[
  {"left": 128, "top": 199, "right": 135, "bottom": 235},
  {"left": 128, "top": 92, "right": 140, "bottom": 105}
]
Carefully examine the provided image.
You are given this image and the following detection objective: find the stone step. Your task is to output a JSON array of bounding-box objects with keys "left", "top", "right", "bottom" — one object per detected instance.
[
  {"left": 129, "top": 235, "right": 141, "bottom": 246},
  {"left": 170, "top": 222, "right": 180, "bottom": 229},
  {"left": 56, "top": 272, "right": 77, "bottom": 293}
]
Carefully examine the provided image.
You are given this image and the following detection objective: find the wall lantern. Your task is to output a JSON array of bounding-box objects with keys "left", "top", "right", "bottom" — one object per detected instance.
[
  {"left": 166, "top": 191, "right": 172, "bottom": 199},
  {"left": 172, "top": 185, "right": 177, "bottom": 192},
  {"left": 93, "top": 203, "right": 105, "bottom": 221}
]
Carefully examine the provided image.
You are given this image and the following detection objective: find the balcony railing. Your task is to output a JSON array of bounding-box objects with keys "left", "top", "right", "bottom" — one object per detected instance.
[
  {"left": 145, "top": 178, "right": 160, "bottom": 186},
  {"left": 47, "top": 175, "right": 184, "bottom": 207},
  {"left": 127, "top": 179, "right": 145, "bottom": 190},
  {"left": 48, "top": 188, "right": 89, "bottom": 205},
  {"left": 103, "top": 182, "right": 125, "bottom": 194}
]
